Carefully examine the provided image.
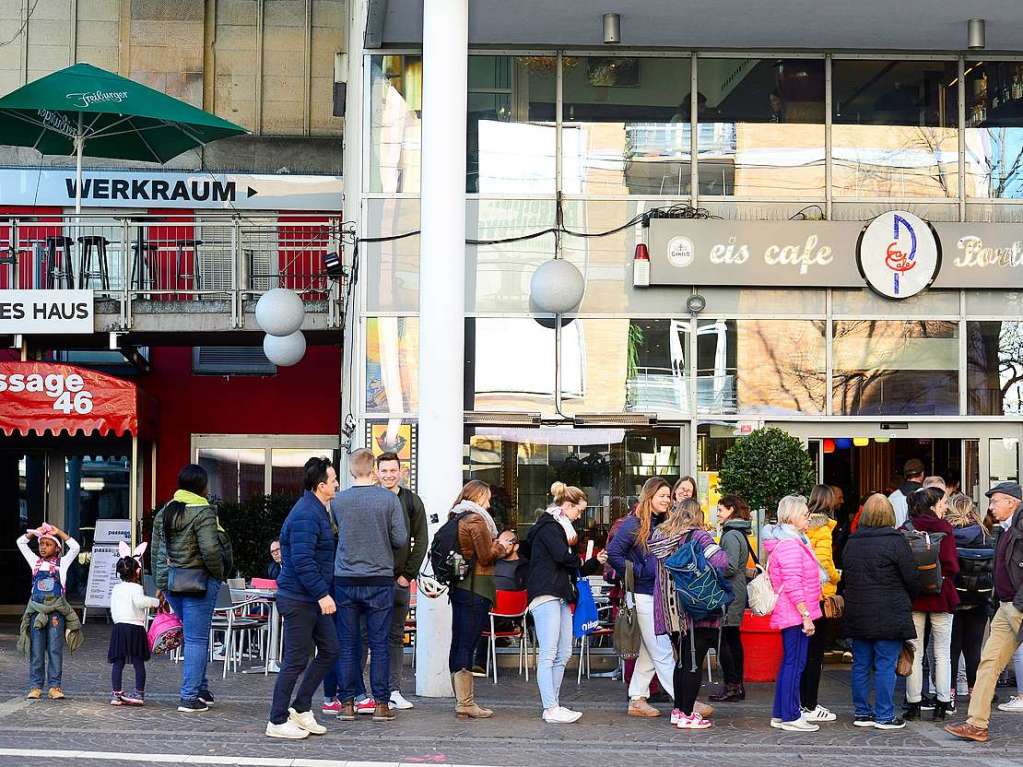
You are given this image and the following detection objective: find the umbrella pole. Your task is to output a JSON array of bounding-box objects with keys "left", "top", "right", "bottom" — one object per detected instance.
[{"left": 74, "top": 114, "right": 83, "bottom": 288}]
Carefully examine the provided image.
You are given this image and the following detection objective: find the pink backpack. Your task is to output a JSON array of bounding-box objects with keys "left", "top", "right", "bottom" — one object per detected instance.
[{"left": 148, "top": 610, "right": 183, "bottom": 655}]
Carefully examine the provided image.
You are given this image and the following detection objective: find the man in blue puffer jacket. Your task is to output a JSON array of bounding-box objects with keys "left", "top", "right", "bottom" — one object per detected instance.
[{"left": 266, "top": 457, "right": 340, "bottom": 740}]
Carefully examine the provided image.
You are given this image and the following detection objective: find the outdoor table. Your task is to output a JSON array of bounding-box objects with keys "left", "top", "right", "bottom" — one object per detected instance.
[{"left": 239, "top": 587, "right": 281, "bottom": 674}]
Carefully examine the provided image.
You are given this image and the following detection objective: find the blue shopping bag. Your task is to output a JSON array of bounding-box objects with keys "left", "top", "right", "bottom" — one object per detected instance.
[{"left": 572, "top": 578, "right": 600, "bottom": 638}]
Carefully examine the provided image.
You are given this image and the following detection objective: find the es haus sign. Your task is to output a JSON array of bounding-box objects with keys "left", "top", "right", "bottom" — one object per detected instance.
[
  {"left": 0, "top": 290, "right": 93, "bottom": 334},
  {"left": 647, "top": 212, "right": 1023, "bottom": 296}
]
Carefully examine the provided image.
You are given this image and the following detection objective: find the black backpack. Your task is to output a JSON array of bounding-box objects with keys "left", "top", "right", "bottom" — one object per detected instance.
[
  {"left": 955, "top": 536, "right": 996, "bottom": 607},
  {"left": 428, "top": 511, "right": 475, "bottom": 587},
  {"left": 901, "top": 521, "right": 946, "bottom": 595}
]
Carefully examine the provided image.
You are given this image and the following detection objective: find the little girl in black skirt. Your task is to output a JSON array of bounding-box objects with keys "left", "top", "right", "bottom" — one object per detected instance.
[{"left": 108, "top": 542, "right": 158, "bottom": 705}]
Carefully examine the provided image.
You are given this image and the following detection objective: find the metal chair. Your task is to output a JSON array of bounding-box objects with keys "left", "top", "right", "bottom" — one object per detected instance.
[
  {"left": 77, "top": 235, "right": 111, "bottom": 289},
  {"left": 210, "top": 586, "right": 268, "bottom": 678},
  {"left": 577, "top": 603, "right": 618, "bottom": 683},
  {"left": 481, "top": 589, "right": 531, "bottom": 683},
  {"left": 44, "top": 236, "right": 75, "bottom": 288},
  {"left": 175, "top": 238, "right": 203, "bottom": 290}
]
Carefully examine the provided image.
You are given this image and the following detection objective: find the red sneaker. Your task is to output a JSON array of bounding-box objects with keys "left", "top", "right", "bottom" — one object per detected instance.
[
  {"left": 355, "top": 698, "right": 376, "bottom": 715},
  {"left": 322, "top": 699, "right": 341, "bottom": 715}
]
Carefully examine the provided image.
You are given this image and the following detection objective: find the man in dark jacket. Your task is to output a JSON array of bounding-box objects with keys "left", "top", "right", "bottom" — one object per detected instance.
[
  {"left": 947, "top": 482, "right": 1023, "bottom": 743},
  {"left": 375, "top": 451, "right": 427, "bottom": 710},
  {"left": 266, "top": 457, "right": 340, "bottom": 740}
]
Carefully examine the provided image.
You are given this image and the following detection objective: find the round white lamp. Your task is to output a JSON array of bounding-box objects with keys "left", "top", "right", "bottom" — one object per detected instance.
[
  {"left": 529, "top": 258, "right": 585, "bottom": 315},
  {"left": 255, "top": 288, "right": 305, "bottom": 337},
  {"left": 263, "top": 330, "right": 307, "bottom": 367}
]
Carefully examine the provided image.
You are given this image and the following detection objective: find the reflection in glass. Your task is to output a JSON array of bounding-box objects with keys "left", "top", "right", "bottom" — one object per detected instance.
[
  {"left": 832, "top": 60, "right": 959, "bottom": 198},
  {"left": 965, "top": 61, "right": 1023, "bottom": 199},
  {"left": 562, "top": 56, "right": 693, "bottom": 196},
  {"left": 197, "top": 448, "right": 265, "bottom": 504},
  {"left": 697, "top": 58, "right": 826, "bottom": 197},
  {"left": 966, "top": 321, "right": 1023, "bottom": 415},
  {"left": 464, "top": 426, "right": 679, "bottom": 539},
  {"left": 832, "top": 320, "right": 959, "bottom": 415},
  {"left": 365, "top": 317, "right": 419, "bottom": 414},
  {"left": 467, "top": 318, "right": 557, "bottom": 413},
  {"left": 697, "top": 319, "right": 826, "bottom": 415},
  {"left": 468, "top": 56, "right": 556, "bottom": 193},
  {"left": 271, "top": 449, "right": 329, "bottom": 499},
  {"left": 364, "top": 198, "right": 420, "bottom": 313},
  {"left": 368, "top": 55, "right": 422, "bottom": 193},
  {"left": 990, "top": 437, "right": 1020, "bottom": 484}
]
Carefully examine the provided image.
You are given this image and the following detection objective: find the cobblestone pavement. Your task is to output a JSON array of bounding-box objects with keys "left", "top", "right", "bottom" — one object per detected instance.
[{"left": 1, "top": 622, "right": 1022, "bottom": 767}]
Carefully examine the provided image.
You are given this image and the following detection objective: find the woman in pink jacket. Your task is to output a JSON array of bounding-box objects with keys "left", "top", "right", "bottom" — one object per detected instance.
[{"left": 764, "top": 495, "right": 824, "bottom": 732}]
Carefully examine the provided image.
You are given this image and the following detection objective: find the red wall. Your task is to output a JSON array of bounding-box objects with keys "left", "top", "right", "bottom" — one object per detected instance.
[{"left": 142, "top": 345, "right": 341, "bottom": 505}]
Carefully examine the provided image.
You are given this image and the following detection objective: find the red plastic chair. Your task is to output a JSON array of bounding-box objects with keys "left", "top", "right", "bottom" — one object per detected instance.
[{"left": 480, "top": 589, "right": 530, "bottom": 684}]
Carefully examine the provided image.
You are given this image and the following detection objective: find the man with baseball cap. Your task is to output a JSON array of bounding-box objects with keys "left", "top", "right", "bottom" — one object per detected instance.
[{"left": 946, "top": 481, "right": 1023, "bottom": 742}]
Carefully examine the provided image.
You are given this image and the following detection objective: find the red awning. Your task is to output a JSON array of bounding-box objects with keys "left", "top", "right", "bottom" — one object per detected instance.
[{"left": 0, "top": 362, "right": 138, "bottom": 437}]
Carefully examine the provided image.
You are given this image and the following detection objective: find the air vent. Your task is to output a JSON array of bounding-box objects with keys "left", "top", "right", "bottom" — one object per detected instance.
[{"left": 192, "top": 347, "right": 276, "bottom": 376}]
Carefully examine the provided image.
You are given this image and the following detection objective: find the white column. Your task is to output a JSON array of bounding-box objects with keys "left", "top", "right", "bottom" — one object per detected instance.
[{"left": 415, "top": 0, "right": 468, "bottom": 698}]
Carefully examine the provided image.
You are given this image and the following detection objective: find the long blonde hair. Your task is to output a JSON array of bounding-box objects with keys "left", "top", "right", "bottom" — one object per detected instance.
[
  {"left": 945, "top": 492, "right": 984, "bottom": 529},
  {"left": 635, "top": 477, "right": 670, "bottom": 551},
  {"left": 657, "top": 498, "right": 704, "bottom": 538},
  {"left": 452, "top": 479, "right": 491, "bottom": 510}
]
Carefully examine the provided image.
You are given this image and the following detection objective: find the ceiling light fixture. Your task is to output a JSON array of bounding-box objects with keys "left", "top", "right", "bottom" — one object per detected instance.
[
  {"left": 968, "top": 18, "right": 986, "bottom": 50},
  {"left": 602, "top": 13, "right": 621, "bottom": 45}
]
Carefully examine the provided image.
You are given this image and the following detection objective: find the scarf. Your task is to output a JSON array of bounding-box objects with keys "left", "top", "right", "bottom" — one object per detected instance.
[
  {"left": 451, "top": 499, "right": 499, "bottom": 538},
  {"left": 764, "top": 523, "right": 829, "bottom": 585},
  {"left": 173, "top": 489, "right": 209, "bottom": 506},
  {"left": 545, "top": 505, "right": 578, "bottom": 545}
]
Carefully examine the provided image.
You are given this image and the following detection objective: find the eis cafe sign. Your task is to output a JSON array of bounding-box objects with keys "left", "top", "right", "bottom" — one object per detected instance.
[{"left": 646, "top": 211, "right": 1022, "bottom": 297}]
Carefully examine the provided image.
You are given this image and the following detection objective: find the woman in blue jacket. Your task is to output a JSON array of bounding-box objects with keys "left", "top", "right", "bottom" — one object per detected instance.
[{"left": 607, "top": 476, "right": 676, "bottom": 718}]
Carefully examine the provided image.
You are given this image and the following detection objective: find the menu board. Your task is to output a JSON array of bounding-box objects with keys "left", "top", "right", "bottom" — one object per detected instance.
[{"left": 84, "top": 542, "right": 121, "bottom": 609}]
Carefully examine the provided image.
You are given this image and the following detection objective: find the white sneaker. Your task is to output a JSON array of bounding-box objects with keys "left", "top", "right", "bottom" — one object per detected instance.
[
  {"left": 780, "top": 718, "right": 820, "bottom": 732},
  {"left": 801, "top": 705, "right": 837, "bottom": 723},
  {"left": 288, "top": 707, "right": 326, "bottom": 735},
  {"left": 542, "top": 706, "right": 582, "bottom": 723},
  {"left": 998, "top": 695, "right": 1023, "bottom": 712},
  {"left": 266, "top": 720, "right": 309, "bottom": 739},
  {"left": 770, "top": 717, "right": 783, "bottom": 729},
  {"left": 677, "top": 712, "right": 712, "bottom": 730},
  {"left": 557, "top": 706, "right": 582, "bottom": 721},
  {"left": 389, "top": 691, "right": 414, "bottom": 710}
]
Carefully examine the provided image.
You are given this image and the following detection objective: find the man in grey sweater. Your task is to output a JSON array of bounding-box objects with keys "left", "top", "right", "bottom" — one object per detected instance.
[{"left": 331, "top": 448, "right": 407, "bottom": 722}]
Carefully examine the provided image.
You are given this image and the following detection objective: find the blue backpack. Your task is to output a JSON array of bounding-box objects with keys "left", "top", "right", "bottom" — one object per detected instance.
[{"left": 664, "top": 530, "right": 734, "bottom": 621}]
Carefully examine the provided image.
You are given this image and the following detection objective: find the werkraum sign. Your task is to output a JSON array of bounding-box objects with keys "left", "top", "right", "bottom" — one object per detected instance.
[{"left": 646, "top": 211, "right": 1023, "bottom": 297}]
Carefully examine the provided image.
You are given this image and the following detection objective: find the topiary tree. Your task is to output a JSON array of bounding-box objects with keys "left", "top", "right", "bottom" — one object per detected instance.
[
  {"left": 217, "top": 494, "right": 296, "bottom": 579},
  {"left": 717, "top": 427, "right": 815, "bottom": 520}
]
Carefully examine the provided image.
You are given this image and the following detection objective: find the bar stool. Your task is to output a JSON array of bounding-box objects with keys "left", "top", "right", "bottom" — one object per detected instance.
[
  {"left": 44, "top": 236, "right": 75, "bottom": 289},
  {"left": 175, "top": 239, "right": 203, "bottom": 290},
  {"left": 131, "top": 241, "right": 160, "bottom": 290},
  {"left": 0, "top": 244, "right": 16, "bottom": 289},
  {"left": 77, "top": 235, "right": 111, "bottom": 290}
]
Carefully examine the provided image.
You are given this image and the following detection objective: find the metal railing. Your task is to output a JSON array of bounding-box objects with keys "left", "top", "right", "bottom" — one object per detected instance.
[{"left": 0, "top": 214, "right": 343, "bottom": 330}]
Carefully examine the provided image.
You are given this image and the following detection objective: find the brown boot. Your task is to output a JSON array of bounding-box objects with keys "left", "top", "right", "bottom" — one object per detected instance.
[
  {"left": 372, "top": 702, "right": 395, "bottom": 722},
  {"left": 452, "top": 670, "right": 494, "bottom": 719},
  {"left": 694, "top": 700, "right": 715, "bottom": 718},
  {"left": 944, "top": 721, "right": 988, "bottom": 742},
  {"left": 336, "top": 699, "right": 356, "bottom": 722}
]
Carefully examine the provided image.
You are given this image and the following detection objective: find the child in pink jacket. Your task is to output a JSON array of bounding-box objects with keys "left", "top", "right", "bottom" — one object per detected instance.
[{"left": 763, "top": 495, "right": 825, "bottom": 732}]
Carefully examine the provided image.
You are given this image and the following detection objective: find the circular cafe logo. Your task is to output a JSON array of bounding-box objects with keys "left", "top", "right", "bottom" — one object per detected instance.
[
  {"left": 667, "top": 236, "right": 695, "bottom": 268},
  {"left": 856, "top": 210, "right": 941, "bottom": 299}
]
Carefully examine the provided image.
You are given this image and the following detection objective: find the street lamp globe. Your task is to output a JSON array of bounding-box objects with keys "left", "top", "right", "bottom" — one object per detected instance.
[
  {"left": 255, "top": 288, "right": 305, "bottom": 337},
  {"left": 263, "top": 330, "right": 307, "bottom": 367},
  {"left": 529, "top": 258, "right": 585, "bottom": 315}
]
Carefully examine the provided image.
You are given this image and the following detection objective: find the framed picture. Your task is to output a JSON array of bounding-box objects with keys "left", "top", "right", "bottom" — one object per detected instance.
[
  {"left": 587, "top": 57, "right": 640, "bottom": 87},
  {"left": 365, "top": 420, "right": 418, "bottom": 491}
]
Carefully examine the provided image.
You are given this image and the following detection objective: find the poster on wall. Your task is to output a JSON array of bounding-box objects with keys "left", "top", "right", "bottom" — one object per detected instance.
[{"left": 365, "top": 421, "right": 417, "bottom": 492}]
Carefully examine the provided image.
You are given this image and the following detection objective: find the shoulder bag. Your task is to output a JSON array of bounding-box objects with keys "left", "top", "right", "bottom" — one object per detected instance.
[
  {"left": 896, "top": 641, "right": 915, "bottom": 677},
  {"left": 745, "top": 544, "right": 778, "bottom": 617},
  {"left": 613, "top": 560, "right": 642, "bottom": 659},
  {"left": 163, "top": 504, "right": 209, "bottom": 596}
]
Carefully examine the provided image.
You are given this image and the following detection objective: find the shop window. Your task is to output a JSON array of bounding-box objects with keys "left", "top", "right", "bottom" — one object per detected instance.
[
  {"left": 965, "top": 60, "right": 1023, "bottom": 199},
  {"left": 198, "top": 448, "right": 265, "bottom": 505},
  {"left": 990, "top": 437, "right": 1020, "bottom": 484},
  {"left": 697, "top": 58, "right": 826, "bottom": 197},
  {"left": 365, "top": 316, "right": 419, "bottom": 415},
  {"left": 466, "top": 317, "right": 557, "bottom": 415},
  {"left": 196, "top": 444, "right": 336, "bottom": 504},
  {"left": 467, "top": 56, "right": 556, "bottom": 193},
  {"left": 561, "top": 55, "right": 693, "bottom": 196},
  {"left": 364, "top": 198, "right": 421, "bottom": 313},
  {"left": 831, "top": 60, "right": 959, "bottom": 198},
  {"left": 832, "top": 320, "right": 959, "bottom": 416},
  {"left": 270, "top": 448, "right": 329, "bottom": 500},
  {"left": 368, "top": 55, "right": 422, "bottom": 194},
  {"left": 696, "top": 319, "right": 827, "bottom": 415},
  {"left": 966, "top": 321, "right": 1023, "bottom": 416}
]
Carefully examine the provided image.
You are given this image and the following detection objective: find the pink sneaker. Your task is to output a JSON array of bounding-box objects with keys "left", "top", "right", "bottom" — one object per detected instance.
[
  {"left": 677, "top": 712, "right": 712, "bottom": 730},
  {"left": 670, "top": 709, "right": 683, "bottom": 725},
  {"left": 355, "top": 698, "right": 376, "bottom": 715},
  {"left": 322, "top": 699, "right": 341, "bottom": 715}
]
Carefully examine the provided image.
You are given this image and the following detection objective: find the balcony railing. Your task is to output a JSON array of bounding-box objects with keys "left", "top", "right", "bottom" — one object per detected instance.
[{"left": 0, "top": 214, "right": 343, "bottom": 330}]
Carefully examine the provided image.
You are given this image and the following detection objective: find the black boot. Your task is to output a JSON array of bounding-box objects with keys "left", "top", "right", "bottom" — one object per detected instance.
[
  {"left": 903, "top": 702, "right": 921, "bottom": 721},
  {"left": 709, "top": 683, "right": 744, "bottom": 702},
  {"left": 933, "top": 701, "right": 950, "bottom": 721}
]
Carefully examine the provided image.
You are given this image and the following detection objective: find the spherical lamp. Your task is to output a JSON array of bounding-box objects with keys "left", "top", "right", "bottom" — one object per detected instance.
[
  {"left": 529, "top": 258, "right": 585, "bottom": 315},
  {"left": 255, "top": 288, "right": 305, "bottom": 337},
  {"left": 875, "top": 436, "right": 890, "bottom": 444},
  {"left": 835, "top": 438, "right": 852, "bottom": 450},
  {"left": 822, "top": 439, "right": 836, "bottom": 454},
  {"left": 263, "top": 330, "right": 306, "bottom": 367},
  {"left": 853, "top": 437, "right": 870, "bottom": 447}
]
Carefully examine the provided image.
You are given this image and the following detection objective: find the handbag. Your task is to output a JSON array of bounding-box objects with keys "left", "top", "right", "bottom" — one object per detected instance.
[
  {"left": 613, "top": 561, "right": 642, "bottom": 659},
  {"left": 572, "top": 578, "right": 600, "bottom": 639},
  {"left": 148, "top": 607, "right": 183, "bottom": 655},
  {"left": 822, "top": 594, "right": 845, "bottom": 619},
  {"left": 745, "top": 545, "right": 778, "bottom": 617},
  {"left": 896, "top": 641, "right": 915, "bottom": 677},
  {"left": 163, "top": 503, "right": 209, "bottom": 596}
]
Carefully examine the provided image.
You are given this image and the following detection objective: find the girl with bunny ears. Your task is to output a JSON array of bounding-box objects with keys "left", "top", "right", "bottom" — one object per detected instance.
[{"left": 108, "top": 542, "right": 159, "bottom": 706}]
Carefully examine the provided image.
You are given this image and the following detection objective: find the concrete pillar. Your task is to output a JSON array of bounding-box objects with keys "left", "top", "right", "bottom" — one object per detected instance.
[{"left": 415, "top": 0, "right": 468, "bottom": 698}]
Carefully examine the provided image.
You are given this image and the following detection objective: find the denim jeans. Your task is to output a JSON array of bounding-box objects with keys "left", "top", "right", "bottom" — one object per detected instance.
[
  {"left": 851, "top": 638, "right": 902, "bottom": 722},
  {"left": 907, "top": 611, "right": 953, "bottom": 703},
  {"left": 29, "top": 611, "right": 65, "bottom": 688},
  {"left": 165, "top": 579, "right": 220, "bottom": 702},
  {"left": 532, "top": 599, "right": 573, "bottom": 710},
  {"left": 448, "top": 587, "right": 492, "bottom": 673},
  {"left": 270, "top": 595, "right": 340, "bottom": 725},
  {"left": 335, "top": 582, "right": 394, "bottom": 703},
  {"left": 773, "top": 626, "right": 809, "bottom": 723}
]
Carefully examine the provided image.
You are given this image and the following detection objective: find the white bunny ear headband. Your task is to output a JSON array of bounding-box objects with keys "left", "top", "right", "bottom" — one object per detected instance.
[{"left": 117, "top": 541, "right": 148, "bottom": 561}]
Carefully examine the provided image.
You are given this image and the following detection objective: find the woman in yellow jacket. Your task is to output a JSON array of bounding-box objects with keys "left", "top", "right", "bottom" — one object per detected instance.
[{"left": 800, "top": 484, "right": 842, "bottom": 723}]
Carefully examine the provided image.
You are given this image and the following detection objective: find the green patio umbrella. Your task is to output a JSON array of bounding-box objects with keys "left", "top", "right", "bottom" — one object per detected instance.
[{"left": 0, "top": 62, "right": 248, "bottom": 212}]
